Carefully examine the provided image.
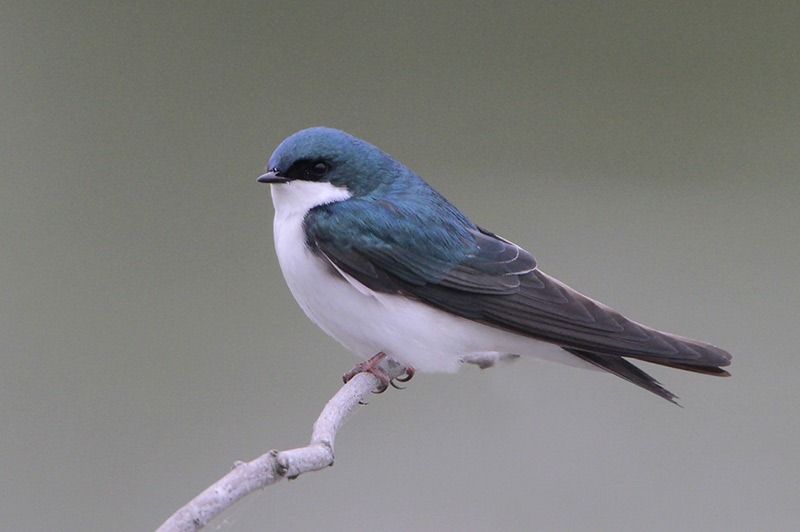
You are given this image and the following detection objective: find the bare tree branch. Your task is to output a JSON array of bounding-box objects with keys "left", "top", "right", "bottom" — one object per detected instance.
[{"left": 156, "top": 365, "right": 406, "bottom": 532}]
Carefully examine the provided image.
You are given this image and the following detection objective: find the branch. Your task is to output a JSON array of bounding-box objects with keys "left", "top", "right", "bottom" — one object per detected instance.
[{"left": 156, "top": 364, "right": 406, "bottom": 532}]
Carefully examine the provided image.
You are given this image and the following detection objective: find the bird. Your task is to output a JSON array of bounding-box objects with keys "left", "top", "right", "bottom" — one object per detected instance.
[{"left": 258, "top": 127, "right": 731, "bottom": 404}]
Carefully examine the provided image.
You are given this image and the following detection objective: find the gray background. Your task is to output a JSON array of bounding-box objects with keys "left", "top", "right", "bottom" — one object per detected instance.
[{"left": 2, "top": 2, "right": 798, "bottom": 531}]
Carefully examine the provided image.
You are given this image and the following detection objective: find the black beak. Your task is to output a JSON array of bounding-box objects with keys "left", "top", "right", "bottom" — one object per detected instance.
[{"left": 257, "top": 171, "right": 289, "bottom": 184}]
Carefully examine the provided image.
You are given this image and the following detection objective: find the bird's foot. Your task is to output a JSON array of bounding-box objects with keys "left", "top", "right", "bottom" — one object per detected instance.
[
  {"left": 342, "top": 352, "right": 415, "bottom": 394},
  {"left": 343, "top": 352, "right": 391, "bottom": 393}
]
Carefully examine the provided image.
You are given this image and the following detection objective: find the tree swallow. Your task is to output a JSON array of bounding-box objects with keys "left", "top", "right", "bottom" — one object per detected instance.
[{"left": 258, "top": 127, "right": 731, "bottom": 403}]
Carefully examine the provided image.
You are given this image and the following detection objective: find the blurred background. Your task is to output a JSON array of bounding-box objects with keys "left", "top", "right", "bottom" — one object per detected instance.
[{"left": 1, "top": 1, "right": 798, "bottom": 531}]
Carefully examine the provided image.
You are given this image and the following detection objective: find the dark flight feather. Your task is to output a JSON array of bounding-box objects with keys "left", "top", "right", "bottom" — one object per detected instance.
[{"left": 563, "top": 348, "right": 680, "bottom": 404}]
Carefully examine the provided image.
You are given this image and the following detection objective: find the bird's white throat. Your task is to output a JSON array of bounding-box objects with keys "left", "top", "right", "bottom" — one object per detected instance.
[{"left": 270, "top": 180, "right": 352, "bottom": 218}]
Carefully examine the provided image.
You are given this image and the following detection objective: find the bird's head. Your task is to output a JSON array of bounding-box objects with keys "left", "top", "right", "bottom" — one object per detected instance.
[{"left": 259, "top": 127, "right": 409, "bottom": 201}]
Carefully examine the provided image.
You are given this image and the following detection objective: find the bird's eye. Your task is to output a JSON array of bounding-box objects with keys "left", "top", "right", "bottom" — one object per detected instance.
[{"left": 309, "top": 161, "right": 330, "bottom": 178}]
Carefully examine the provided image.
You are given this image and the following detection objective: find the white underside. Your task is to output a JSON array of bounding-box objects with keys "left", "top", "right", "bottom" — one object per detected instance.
[{"left": 270, "top": 180, "right": 593, "bottom": 373}]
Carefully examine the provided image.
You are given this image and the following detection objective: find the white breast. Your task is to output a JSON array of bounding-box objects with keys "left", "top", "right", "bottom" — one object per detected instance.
[{"left": 269, "top": 181, "right": 590, "bottom": 373}]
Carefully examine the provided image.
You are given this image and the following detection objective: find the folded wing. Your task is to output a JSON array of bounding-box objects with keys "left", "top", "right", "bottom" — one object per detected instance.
[{"left": 304, "top": 198, "right": 731, "bottom": 400}]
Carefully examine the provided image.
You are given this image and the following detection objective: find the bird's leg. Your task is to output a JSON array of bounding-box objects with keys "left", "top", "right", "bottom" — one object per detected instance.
[{"left": 342, "top": 352, "right": 416, "bottom": 394}]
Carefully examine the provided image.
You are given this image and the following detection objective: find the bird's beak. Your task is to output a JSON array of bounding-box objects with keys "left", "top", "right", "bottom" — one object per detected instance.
[{"left": 257, "top": 171, "right": 289, "bottom": 184}]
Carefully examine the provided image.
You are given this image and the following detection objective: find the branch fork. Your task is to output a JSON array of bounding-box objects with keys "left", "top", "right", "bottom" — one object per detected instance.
[{"left": 157, "top": 363, "right": 407, "bottom": 532}]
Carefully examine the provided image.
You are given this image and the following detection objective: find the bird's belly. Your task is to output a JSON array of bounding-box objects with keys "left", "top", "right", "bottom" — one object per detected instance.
[
  {"left": 273, "top": 212, "right": 587, "bottom": 373},
  {"left": 276, "top": 248, "right": 480, "bottom": 372}
]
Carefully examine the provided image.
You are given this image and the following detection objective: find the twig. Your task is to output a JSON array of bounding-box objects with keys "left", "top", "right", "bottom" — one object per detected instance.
[{"left": 156, "top": 365, "right": 406, "bottom": 532}]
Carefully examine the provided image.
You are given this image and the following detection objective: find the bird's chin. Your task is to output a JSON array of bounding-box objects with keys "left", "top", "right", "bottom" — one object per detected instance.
[{"left": 270, "top": 180, "right": 352, "bottom": 217}]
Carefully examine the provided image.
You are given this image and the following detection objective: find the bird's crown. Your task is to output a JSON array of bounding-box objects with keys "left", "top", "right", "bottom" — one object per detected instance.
[{"left": 267, "top": 127, "right": 413, "bottom": 196}]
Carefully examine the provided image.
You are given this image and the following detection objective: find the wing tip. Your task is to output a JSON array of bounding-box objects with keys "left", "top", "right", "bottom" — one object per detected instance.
[{"left": 565, "top": 348, "right": 683, "bottom": 405}]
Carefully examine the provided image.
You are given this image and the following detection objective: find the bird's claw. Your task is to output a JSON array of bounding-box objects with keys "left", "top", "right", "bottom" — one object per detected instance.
[
  {"left": 372, "top": 379, "right": 390, "bottom": 394},
  {"left": 395, "top": 367, "right": 415, "bottom": 383},
  {"left": 343, "top": 352, "right": 391, "bottom": 394},
  {"left": 389, "top": 367, "right": 415, "bottom": 389},
  {"left": 342, "top": 353, "right": 415, "bottom": 395}
]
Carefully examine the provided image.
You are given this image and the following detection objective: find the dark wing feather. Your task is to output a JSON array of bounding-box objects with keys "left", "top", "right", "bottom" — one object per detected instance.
[
  {"left": 563, "top": 348, "right": 680, "bottom": 404},
  {"left": 304, "top": 198, "right": 732, "bottom": 388},
  {"left": 305, "top": 198, "right": 535, "bottom": 295}
]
